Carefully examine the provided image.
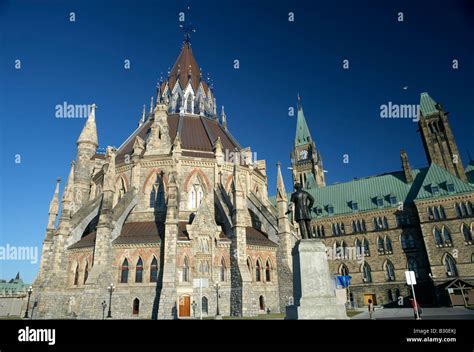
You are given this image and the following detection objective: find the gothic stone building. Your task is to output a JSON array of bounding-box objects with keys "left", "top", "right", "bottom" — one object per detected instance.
[
  {"left": 285, "top": 93, "right": 474, "bottom": 308},
  {"left": 34, "top": 37, "right": 474, "bottom": 319},
  {"left": 34, "top": 38, "right": 298, "bottom": 319}
]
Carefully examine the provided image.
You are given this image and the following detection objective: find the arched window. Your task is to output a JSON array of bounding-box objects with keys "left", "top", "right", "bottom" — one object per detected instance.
[
  {"left": 83, "top": 262, "right": 89, "bottom": 284},
  {"left": 121, "top": 258, "right": 129, "bottom": 283},
  {"left": 362, "top": 263, "right": 372, "bottom": 283},
  {"left": 462, "top": 223, "right": 473, "bottom": 242},
  {"left": 385, "top": 260, "right": 395, "bottom": 281},
  {"left": 135, "top": 257, "right": 143, "bottom": 283},
  {"left": 439, "top": 206, "right": 446, "bottom": 219},
  {"left": 73, "top": 264, "right": 79, "bottom": 286},
  {"left": 182, "top": 257, "right": 189, "bottom": 282},
  {"left": 383, "top": 217, "right": 389, "bottom": 229},
  {"left": 265, "top": 259, "right": 271, "bottom": 282},
  {"left": 150, "top": 174, "right": 165, "bottom": 209},
  {"left": 408, "top": 258, "right": 419, "bottom": 278},
  {"left": 444, "top": 254, "right": 458, "bottom": 277},
  {"left": 385, "top": 236, "right": 393, "bottom": 252},
  {"left": 220, "top": 258, "right": 226, "bottom": 282},
  {"left": 340, "top": 264, "right": 349, "bottom": 276},
  {"left": 186, "top": 95, "right": 193, "bottom": 114},
  {"left": 188, "top": 180, "right": 204, "bottom": 209},
  {"left": 132, "top": 298, "right": 140, "bottom": 315},
  {"left": 442, "top": 226, "right": 452, "bottom": 243},
  {"left": 341, "top": 240, "right": 348, "bottom": 259},
  {"left": 150, "top": 257, "right": 158, "bottom": 283},
  {"left": 455, "top": 203, "right": 462, "bottom": 217},
  {"left": 433, "top": 227, "right": 443, "bottom": 245},
  {"left": 434, "top": 207, "right": 440, "bottom": 220},
  {"left": 428, "top": 207, "right": 435, "bottom": 220},
  {"left": 202, "top": 296, "right": 208, "bottom": 314},
  {"left": 377, "top": 236, "right": 384, "bottom": 251},
  {"left": 256, "top": 260, "right": 262, "bottom": 282},
  {"left": 355, "top": 239, "right": 363, "bottom": 257},
  {"left": 175, "top": 94, "right": 182, "bottom": 113},
  {"left": 363, "top": 238, "right": 370, "bottom": 256}
]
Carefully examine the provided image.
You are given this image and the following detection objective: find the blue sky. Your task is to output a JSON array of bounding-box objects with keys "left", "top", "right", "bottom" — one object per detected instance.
[{"left": 1, "top": 0, "right": 473, "bottom": 282}]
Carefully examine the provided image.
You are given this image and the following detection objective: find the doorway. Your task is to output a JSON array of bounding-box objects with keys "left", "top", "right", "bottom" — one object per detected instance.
[
  {"left": 179, "top": 295, "right": 191, "bottom": 317},
  {"left": 364, "top": 294, "right": 377, "bottom": 306}
]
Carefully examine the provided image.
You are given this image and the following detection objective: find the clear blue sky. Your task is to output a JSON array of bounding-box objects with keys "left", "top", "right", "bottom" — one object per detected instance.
[{"left": 1, "top": 0, "right": 473, "bottom": 282}]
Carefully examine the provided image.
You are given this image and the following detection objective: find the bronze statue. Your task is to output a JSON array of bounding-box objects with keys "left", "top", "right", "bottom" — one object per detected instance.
[{"left": 286, "top": 183, "right": 314, "bottom": 239}]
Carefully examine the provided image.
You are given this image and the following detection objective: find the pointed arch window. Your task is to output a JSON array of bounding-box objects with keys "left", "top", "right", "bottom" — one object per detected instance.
[
  {"left": 185, "top": 94, "right": 193, "bottom": 114},
  {"left": 462, "top": 223, "right": 473, "bottom": 242},
  {"left": 442, "top": 226, "right": 452, "bottom": 243},
  {"left": 363, "top": 238, "right": 370, "bottom": 256},
  {"left": 377, "top": 236, "right": 385, "bottom": 252},
  {"left": 188, "top": 179, "right": 204, "bottom": 209},
  {"left": 182, "top": 257, "right": 190, "bottom": 282},
  {"left": 384, "top": 260, "right": 395, "bottom": 281},
  {"left": 385, "top": 236, "right": 393, "bottom": 253},
  {"left": 73, "top": 264, "right": 79, "bottom": 286},
  {"left": 444, "top": 254, "right": 458, "bottom": 277},
  {"left": 340, "top": 264, "right": 349, "bottom": 276},
  {"left": 83, "top": 262, "right": 89, "bottom": 284},
  {"left": 433, "top": 227, "right": 443, "bottom": 246},
  {"left": 362, "top": 263, "right": 372, "bottom": 283},
  {"left": 121, "top": 258, "right": 129, "bottom": 283},
  {"left": 150, "top": 174, "right": 165, "bottom": 209},
  {"left": 202, "top": 296, "right": 208, "bottom": 314},
  {"left": 355, "top": 239, "right": 363, "bottom": 257},
  {"left": 150, "top": 257, "right": 158, "bottom": 283},
  {"left": 135, "top": 257, "right": 143, "bottom": 283},
  {"left": 402, "top": 233, "right": 416, "bottom": 250},
  {"left": 256, "top": 260, "right": 262, "bottom": 282},
  {"left": 265, "top": 259, "right": 272, "bottom": 282}
]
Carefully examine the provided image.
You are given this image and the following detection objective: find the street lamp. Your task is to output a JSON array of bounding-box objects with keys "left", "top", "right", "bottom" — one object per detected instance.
[
  {"left": 107, "top": 283, "right": 115, "bottom": 319},
  {"left": 23, "top": 286, "right": 33, "bottom": 319},
  {"left": 213, "top": 281, "right": 222, "bottom": 320},
  {"left": 101, "top": 300, "right": 107, "bottom": 320}
]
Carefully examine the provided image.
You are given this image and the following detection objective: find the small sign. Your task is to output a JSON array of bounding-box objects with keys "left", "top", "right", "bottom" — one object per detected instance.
[
  {"left": 193, "top": 278, "right": 209, "bottom": 288},
  {"left": 405, "top": 271, "right": 417, "bottom": 285}
]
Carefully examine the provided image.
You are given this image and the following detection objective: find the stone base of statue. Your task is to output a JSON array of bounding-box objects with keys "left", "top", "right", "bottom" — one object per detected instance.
[{"left": 286, "top": 239, "right": 348, "bottom": 319}]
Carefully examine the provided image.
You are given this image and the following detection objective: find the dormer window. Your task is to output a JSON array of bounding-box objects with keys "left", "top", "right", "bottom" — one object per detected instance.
[
  {"left": 447, "top": 183, "right": 455, "bottom": 193},
  {"left": 376, "top": 197, "right": 384, "bottom": 207},
  {"left": 351, "top": 202, "right": 358, "bottom": 211},
  {"left": 389, "top": 195, "right": 397, "bottom": 205},
  {"left": 431, "top": 184, "right": 440, "bottom": 195},
  {"left": 327, "top": 205, "right": 334, "bottom": 215}
]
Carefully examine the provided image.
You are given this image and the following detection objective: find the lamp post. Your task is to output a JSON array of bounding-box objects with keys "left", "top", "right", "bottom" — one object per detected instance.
[
  {"left": 213, "top": 281, "right": 222, "bottom": 320},
  {"left": 23, "top": 286, "right": 33, "bottom": 319},
  {"left": 107, "top": 283, "right": 114, "bottom": 319},
  {"left": 101, "top": 300, "right": 107, "bottom": 320}
]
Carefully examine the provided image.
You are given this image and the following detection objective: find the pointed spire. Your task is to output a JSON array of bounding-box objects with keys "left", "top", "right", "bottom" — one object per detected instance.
[
  {"left": 149, "top": 96, "right": 154, "bottom": 114},
  {"left": 15, "top": 272, "right": 20, "bottom": 280},
  {"left": 420, "top": 92, "right": 439, "bottom": 116},
  {"left": 221, "top": 105, "right": 227, "bottom": 130},
  {"left": 294, "top": 95, "right": 312, "bottom": 147},
  {"left": 77, "top": 104, "right": 98, "bottom": 147},
  {"left": 47, "top": 177, "right": 61, "bottom": 229},
  {"left": 139, "top": 105, "right": 146, "bottom": 126},
  {"left": 62, "top": 161, "right": 75, "bottom": 204},
  {"left": 276, "top": 161, "right": 287, "bottom": 202}
]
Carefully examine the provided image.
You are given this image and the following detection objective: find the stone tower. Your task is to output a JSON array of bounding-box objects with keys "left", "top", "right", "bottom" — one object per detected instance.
[
  {"left": 291, "top": 95, "right": 325, "bottom": 189},
  {"left": 418, "top": 92, "right": 467, "bottom": 182}
]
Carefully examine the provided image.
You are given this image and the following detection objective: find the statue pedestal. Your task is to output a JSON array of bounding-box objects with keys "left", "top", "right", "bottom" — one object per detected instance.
[{"left": 286, "top": 239, "right": 348, "bottom": 319}]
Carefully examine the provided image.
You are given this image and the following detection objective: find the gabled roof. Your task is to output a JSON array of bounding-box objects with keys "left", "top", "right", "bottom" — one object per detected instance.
[
  {"left": 420, "top": 92, "right": 439, "bottom": 116},
  {"left": 414, "top": 162, "right": 474, "bottom": 200}
]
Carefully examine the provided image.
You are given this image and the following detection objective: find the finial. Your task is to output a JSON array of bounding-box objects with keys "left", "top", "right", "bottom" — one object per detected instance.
[
  {"left": 277, "top": 161, "right": 281, "bottom": 167},
  {"left": 179, "top": 6, "right": 196, "bottom": 44},
  {"left": 150, "top": 96, "right": 154, "bottom": 113},
  {"left": 56, "top": 177, "right": 61, "bottom": 183}
]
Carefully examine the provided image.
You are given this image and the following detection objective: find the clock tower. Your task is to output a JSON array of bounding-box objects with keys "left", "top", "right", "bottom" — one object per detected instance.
[{"left": 291, "top": 95, "right": 325, "bottom": 188}]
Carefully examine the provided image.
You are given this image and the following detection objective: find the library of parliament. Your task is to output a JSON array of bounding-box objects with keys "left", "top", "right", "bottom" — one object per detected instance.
[{"left": 33, "top": 34, "right": 474, "bottom": 319}]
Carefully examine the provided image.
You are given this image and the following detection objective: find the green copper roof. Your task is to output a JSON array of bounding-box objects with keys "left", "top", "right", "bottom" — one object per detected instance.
[
  {"left": 295, "top": 105, "right": 312, "bottom": 147},
  {"left": 270, "top": 163, "right": 474, "bottom": 218},
  {"left": 414, "top": 162, "right": 474, "bottom": 200},
  {"left": 466, "top": 161, "right": 474, "bottom": 184},
  {"left": 420, "top": 92, "right": 438, "bottom": 116}
]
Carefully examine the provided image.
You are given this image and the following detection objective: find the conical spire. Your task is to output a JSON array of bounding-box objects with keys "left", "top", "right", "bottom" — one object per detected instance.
[
  {"left": 15, "top": 272, "right": 20, "bottom": 280},
  {"left": 295, "top": 95, "right": 312, "bottom": 147},
  {"left": 221, "top": 106, "right": 227, "bottom": 130},
  {"left": 77, "top": 104, "right": 98, "bottom": 147},
  {"left": 419, "top": 92, "right": 439, "bottom": 116},
  {"left": 62, "top": 161, "right": 75, "bottom": 204},
  {"left": 276, "top": 161, "right": 287, "bottom": 202}
]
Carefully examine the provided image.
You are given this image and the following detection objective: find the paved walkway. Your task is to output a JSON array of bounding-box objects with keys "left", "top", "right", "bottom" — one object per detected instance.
[{"left": 351, "top": 307, "right": 474, "bottom": 320}]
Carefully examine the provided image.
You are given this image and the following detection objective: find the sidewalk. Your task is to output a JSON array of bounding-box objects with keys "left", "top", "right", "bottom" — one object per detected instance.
[{"left": 351, "top": 307, "right": 474, "bottom": 320}]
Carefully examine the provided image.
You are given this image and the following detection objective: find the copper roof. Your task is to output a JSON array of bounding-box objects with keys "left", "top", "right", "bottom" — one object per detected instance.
[
  {"left": 113, "top": 221, "right": 162, "bottom": 245},
  {"left": 69, "top": 231, "right": 96, "bottom": 249},
  {"left": 245, "top": 227, "right": 277, "bottom": 247},
  {"left": 116, "top": 114, "right": 240, "bottom": 164},
  {"left": 167, "top": 41, "right": 209, "bottom": 94}
]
